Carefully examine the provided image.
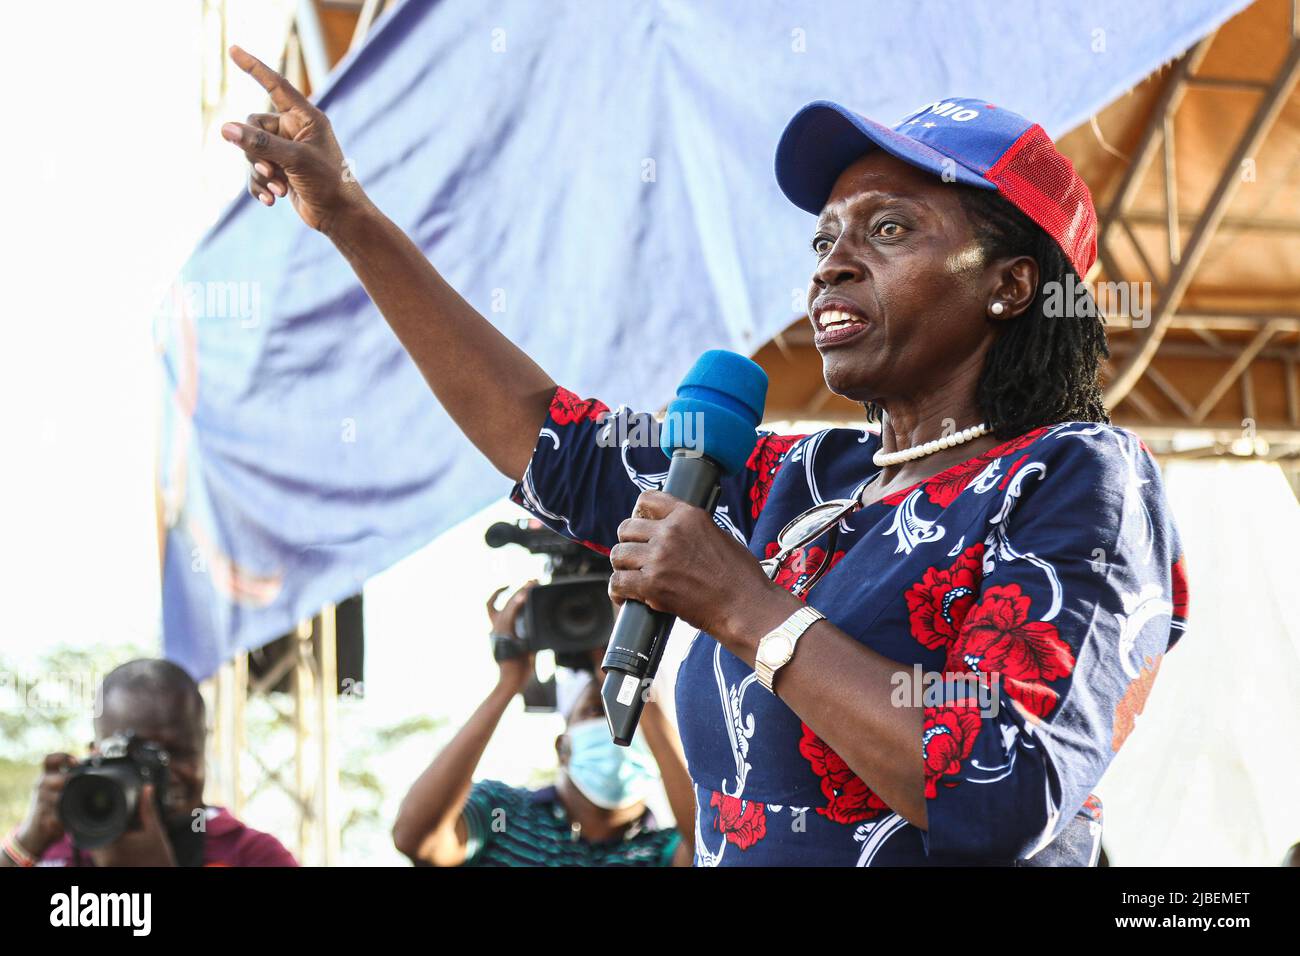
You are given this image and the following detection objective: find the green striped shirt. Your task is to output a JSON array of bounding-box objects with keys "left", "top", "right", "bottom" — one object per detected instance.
[{"left": 461, "top": 779, "right": 679, "bottom": 867}]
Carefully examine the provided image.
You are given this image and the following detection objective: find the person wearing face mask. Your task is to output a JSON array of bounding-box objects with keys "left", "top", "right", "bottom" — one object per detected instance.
[{"left": 392, "top": 584, "right": 695, "bottom": 867}]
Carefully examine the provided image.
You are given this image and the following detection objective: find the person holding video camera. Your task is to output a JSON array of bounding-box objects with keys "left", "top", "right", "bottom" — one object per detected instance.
[
  {"left": 392, "top": 583, "right": 695, "bottom": 867},
  {"left": 1, "top": 659, "right": 297, "bottom": 868}
]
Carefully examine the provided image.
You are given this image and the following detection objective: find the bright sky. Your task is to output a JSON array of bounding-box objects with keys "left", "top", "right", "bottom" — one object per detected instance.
[
  {"left": 0, "top": 0, "right": 589, "bottom": 865},
  {"left": 0, "top": 2, "right": 315, "bottom": 665}
]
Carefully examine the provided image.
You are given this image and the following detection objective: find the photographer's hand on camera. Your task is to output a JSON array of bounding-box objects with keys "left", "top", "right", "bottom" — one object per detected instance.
[
  {"left": 4, "top": 753, "right": 76, "bottom": 864},
  {"left": 8, "top": 754, "right": 179, "bottom": 868},
  {"left": 88, "top": 784, "right": 177, "bottom": 868},
  {"left": 487, "top": 581, "right": 537, "bottom": 696}
]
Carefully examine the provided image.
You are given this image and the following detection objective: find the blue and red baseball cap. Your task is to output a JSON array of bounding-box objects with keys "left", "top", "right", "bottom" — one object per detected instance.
[{"left": 774, "top": 98, "right": 1097, "bottom": 278}]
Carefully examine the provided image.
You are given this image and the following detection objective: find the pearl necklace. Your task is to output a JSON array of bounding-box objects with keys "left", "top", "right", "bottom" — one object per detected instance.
[{"left": 872, "top": 423, "right": 990, "bottom": 467}]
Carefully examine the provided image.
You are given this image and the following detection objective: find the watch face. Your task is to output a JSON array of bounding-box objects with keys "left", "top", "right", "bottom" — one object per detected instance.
[{"left": 760, "top": 635, "right": 793, "bottom": 667}]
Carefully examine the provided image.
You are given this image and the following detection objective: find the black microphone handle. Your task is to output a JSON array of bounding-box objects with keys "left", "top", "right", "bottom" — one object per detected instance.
[{"left": 600, "top": 451, "right": 723, "bottom": 745}]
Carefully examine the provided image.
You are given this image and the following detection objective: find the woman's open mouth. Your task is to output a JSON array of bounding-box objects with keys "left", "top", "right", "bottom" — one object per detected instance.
[{"left": 813, "top": 306, "right": 870, "bottom": 349}]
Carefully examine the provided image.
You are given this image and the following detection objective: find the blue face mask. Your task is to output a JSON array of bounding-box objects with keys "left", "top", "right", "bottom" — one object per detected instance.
[{"left": 563, "top": 718, "right": 659, "bottom": 810}]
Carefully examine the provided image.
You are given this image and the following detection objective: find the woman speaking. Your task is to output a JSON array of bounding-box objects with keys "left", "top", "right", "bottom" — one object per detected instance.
[{"left": 221, "top": 47, "right": 1188, "bottom": 866}]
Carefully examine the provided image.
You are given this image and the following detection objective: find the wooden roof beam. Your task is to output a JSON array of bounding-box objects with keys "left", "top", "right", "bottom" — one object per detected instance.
[{"left": 1104, "top": 40, "right": 1300, "bottom": 406}]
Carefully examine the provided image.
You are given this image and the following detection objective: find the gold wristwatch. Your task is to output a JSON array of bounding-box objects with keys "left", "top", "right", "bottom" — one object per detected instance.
[{"left": 754, "top": 605, "right": 825, "bottom": 694}]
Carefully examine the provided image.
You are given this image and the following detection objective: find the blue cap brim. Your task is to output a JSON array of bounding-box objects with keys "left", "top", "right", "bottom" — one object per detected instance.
[{"left": 775, "top": 100, "right": 995, "bottom": 214}]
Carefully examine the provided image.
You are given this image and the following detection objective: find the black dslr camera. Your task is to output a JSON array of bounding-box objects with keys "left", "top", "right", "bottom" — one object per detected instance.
[
  {"left": 485, "top": 520, "right": 614, "bottom": 709},
  {"left": 58, "top": 732, "right": 170, "bottom": 849}
]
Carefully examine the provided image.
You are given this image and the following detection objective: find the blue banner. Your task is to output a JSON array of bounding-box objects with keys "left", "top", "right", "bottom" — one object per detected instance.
[{"left": 157, "top": 0, "right": 1251, "bottom": 677}]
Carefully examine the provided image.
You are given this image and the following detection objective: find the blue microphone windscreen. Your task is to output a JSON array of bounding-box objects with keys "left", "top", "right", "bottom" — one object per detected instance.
[
  {"left": 659, "top": 350, "right": 768, "bottom": 474},
  {"left": 675, "top": 350, "right": 767, "bottom": 423}
]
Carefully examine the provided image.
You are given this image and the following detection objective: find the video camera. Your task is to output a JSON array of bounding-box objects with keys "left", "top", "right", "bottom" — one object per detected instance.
[
  {"left": 485, "top": 520, "right": 614, "bottom": 711},
  {"left": 57, "top": 732, "right": 171, "bottom": 850}
]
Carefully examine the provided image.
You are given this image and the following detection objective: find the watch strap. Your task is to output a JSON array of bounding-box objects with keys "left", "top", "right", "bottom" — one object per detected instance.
[{"left": 755, "top": 605, "right": 825, "bottom": 694}]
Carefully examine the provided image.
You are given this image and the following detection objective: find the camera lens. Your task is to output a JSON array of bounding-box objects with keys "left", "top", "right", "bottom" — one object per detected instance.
[
  {"left": 556, "top": 593, "right": 600, "bottom": 637},
  {"left": 85, "top": 787, "right": 115, "bottom": 821},
  {"left": 59, "top": 768, "right": 136, "bottom": 849}
]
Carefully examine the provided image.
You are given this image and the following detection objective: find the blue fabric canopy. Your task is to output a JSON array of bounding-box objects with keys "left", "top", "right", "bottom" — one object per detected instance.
[{"left": 157, "top": 0, "right": 1251, "bottom": 678}]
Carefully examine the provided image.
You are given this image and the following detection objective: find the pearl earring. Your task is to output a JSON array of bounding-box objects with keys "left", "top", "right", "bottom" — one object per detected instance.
[{"left": 990, "top": 302, "right": 1005, "bottom": 315}]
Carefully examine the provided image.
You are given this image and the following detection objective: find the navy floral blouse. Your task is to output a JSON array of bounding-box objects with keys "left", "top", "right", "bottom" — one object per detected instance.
[{"left": 511, "top": 387, "right": 1189, "bottom": 866}]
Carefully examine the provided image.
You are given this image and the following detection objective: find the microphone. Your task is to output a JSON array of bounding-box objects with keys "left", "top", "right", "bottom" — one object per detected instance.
[{"left": 600, "top": 350, "right": 768, "bottom": 745}]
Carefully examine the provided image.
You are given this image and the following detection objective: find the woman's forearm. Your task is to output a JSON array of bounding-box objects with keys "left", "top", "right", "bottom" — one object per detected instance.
[
  {"left": 719, "top": 590, "right": 929, "bottom": 828},
  {"left": 391, "top": 682, "right": 517, "bottom": 861},
  {"left": 324, "top": 199, "right": 555, "bottom": 480}
]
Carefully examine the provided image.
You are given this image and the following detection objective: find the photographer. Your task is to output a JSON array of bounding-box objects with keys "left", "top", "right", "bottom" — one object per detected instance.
[
  {"left": 392, "top": 583, "right": 695, "bottom": 866},
  {"left": 1, "top": 659, "right": 297, "bottom": 868}
]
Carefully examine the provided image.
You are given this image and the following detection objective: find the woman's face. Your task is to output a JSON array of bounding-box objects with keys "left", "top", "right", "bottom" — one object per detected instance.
[{"left": 805, "top": 150, "right": 999, "bottom": 407}]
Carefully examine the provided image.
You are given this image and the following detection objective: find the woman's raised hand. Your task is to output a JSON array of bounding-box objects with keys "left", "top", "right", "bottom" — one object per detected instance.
[
  {"left": 220, "top": 45, "right": 368, "bottom": 233},
  {"left": 218, "top": 44, "right": 558, "bottom": 483}
]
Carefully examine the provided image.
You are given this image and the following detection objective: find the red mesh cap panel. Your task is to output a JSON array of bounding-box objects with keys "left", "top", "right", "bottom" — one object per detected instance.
[{"left": 984, "top": 125, "right": 1097, "bottom": 278}]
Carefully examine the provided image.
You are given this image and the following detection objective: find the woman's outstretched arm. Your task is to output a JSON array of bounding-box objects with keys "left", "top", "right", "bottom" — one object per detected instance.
[{"left": 220, "top": 45, "right": 554, "bottom": 480}]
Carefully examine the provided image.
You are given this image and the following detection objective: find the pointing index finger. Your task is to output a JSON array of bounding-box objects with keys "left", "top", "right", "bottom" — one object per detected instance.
[{"left": 229, "top": 44, "right": 311, "bottom": 113}]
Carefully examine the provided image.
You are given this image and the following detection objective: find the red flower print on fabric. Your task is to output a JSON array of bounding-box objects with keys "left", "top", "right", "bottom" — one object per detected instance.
[
  {"left": 549, "top": 387, "right": 610, "bottom": 426},
  {"left": 924, "top": 429, "right": 1048, "bottom": 507},
  {"left": 946, "top": 583, "right": 1076, "bottom": 718},
  {"left": 1081, "top": 793, "right": 1104, "bottom": 823},
  {"left": 997, "top": 453, "right": 1030, "bottom": 491},
  {"left": 1170, "top": 555, "right": 1189, "bottom": 621},
  {"left": 998, "top": 677, "right": 1059, "bottom": 721},
  {"left": 710, "top": 792, "right": 767, "bottom": 850},
  {"left": 763, "top": 542, "right": 845, "bottom": 599},
  {"left": 798, "top": 723, "right": 889, "bottom": 824},
  {"left": 882, "top": 428, "right": 1049, "bottom": 508},
  {"left": 922, "top": 701, "right": 983, "bottom": 799},
  {"left": 905, "top": 544, "right": 985, "bottom": 650},
  {"left": 746, "top": 434, "right": 806, "bottom": 519}
]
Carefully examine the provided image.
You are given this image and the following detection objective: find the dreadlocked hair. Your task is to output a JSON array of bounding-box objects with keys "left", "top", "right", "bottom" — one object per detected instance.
[{"left": 863, "top": 187, "right": 1111, "bottom": 440}]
